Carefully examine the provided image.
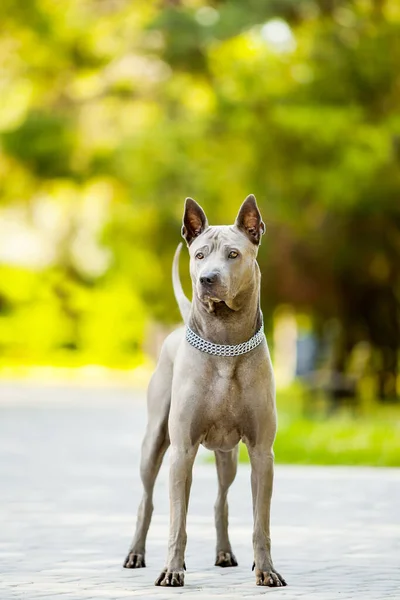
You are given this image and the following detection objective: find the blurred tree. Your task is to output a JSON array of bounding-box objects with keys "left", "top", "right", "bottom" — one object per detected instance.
[{"left": 0, "top": 0, "right": 399, "bottom": 395}]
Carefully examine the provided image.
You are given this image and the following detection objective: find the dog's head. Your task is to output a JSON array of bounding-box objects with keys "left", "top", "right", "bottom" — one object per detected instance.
[{"left": 182, "top": 195, "right": 265, "bottom": 312}]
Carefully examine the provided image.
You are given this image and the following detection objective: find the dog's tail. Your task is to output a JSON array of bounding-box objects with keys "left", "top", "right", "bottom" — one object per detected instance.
[{"left": 172, "top": 243, "right": 191, "bottom": 324}]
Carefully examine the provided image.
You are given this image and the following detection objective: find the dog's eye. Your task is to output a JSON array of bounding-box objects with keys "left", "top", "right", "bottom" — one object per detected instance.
[
  {"left": 228, "top": 250, "right": 239, "bottom": 259},
  {"left": 195, "top": 252, "right": 205, "bottom": 260}
]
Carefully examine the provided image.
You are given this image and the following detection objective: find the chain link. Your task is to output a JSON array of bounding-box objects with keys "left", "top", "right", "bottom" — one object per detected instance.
[{"left": 186, "top": 322, "right": 264, "bottom": 357}]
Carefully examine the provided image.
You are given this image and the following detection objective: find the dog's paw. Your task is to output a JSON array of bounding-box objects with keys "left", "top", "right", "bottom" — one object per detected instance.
[
  {"left": 155, "top": 569, "right": 184, "bottom": 587},
  {"left": 123, "top": 552, "right": 146, "bottom": 568},
  {"left": 254, "top": 565, "right": 286, "bottom": 587},
  {"left": 215, "top": 550, "right": 238, "bottom": 567}
]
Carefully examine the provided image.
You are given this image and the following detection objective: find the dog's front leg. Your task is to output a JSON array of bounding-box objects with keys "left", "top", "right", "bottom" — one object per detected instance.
[
  {"left": 248, "top": 446, "right": 287, "bottom": 587},
  {"left": 155, "top": 444, "right": 198, "bottom": 587}
]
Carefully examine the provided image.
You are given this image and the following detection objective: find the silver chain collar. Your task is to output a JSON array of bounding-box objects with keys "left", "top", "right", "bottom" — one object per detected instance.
[{"left": 186, "top": 322, "right": 265, "bottom": 357}]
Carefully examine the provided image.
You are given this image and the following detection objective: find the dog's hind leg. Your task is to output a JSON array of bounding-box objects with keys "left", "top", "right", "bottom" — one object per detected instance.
[
  {"left": 123, "top": 347, "right": 172, "bottom": 569},
  {"left": 214, "top": 446, "right": 238, "bottom": 567}
]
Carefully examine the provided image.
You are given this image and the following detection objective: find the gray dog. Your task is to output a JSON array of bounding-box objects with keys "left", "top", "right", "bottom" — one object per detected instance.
[{"left": 123, "top": 195, "right": 286, "bottom": 588}]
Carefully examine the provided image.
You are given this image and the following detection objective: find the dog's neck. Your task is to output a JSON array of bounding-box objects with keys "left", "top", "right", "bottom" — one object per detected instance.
[{"left": 189, "top": 265, "right": 263, "bottom": 346}]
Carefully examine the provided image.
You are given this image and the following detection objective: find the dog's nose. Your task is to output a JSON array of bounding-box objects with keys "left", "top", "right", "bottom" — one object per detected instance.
[{"left": 200, "top": 272, "right": 219, "bottom": 286}]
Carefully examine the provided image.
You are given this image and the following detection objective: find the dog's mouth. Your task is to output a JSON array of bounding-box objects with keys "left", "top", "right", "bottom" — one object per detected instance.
[
  {"left": 200, "top": 295, "right": 234, "bottom": 313},
  {"left": 196, "top": 281, "right": 235, "bottom": 312},
  {"left": 207, "top": 299, "right": 225, "bottom": 313},
  {"left": 207, "top": 295, "right": 223, "bottom": 304}
]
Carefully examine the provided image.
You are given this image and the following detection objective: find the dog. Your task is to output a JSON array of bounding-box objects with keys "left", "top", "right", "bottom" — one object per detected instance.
[{"left": 123, "top": 195, "right": 286, "bottom": 588}]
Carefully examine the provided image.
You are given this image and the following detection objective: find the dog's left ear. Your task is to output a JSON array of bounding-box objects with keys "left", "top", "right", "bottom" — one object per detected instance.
[{"left": 235, "top": 194, "right": 265, "bottom": 245}]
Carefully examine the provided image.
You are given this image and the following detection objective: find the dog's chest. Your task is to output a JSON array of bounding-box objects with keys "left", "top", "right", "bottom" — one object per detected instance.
[
  {"left": 177, "top": 343, "right": 272, "bottom": 450},
  {"left": 197, "top": 364, "right": 250, "bottom": 451},
  {"left": 201, "top": 424, "right": 241, "bottom": 451}
]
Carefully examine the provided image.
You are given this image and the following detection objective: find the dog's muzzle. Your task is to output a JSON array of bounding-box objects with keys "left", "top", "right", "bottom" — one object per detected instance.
[{"left": 199, "top": 271, "right": 219, "bottom": 287}]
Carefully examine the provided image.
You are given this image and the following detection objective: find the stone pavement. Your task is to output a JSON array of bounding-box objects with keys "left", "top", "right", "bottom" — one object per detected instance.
[{"left": 0, "top": 383, "right": 399, "bottom": 600}]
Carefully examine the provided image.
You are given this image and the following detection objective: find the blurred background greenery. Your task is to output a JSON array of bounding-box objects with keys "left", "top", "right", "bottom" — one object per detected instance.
[{"left": 1, "top": 0, "right": 399, "bottom": 464}]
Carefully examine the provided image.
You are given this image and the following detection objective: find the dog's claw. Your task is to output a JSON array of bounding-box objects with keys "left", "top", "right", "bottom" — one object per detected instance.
[
  {"left": 215, "top": 550, "right": 238, "bottom": 567},
  {"left": 123, "top": 552, "right": 146, "bottom": 568},
  {"left": 155, "top": 569, "right": 185, "bottom": 587},
  {"left": 255, "top": 567, "right": 286, "bottom": 587}
]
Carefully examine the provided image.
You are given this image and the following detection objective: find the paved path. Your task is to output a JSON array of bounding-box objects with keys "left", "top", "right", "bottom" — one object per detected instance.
[{"left": 0, "top": 383, "right": 399, "bottom": 600}]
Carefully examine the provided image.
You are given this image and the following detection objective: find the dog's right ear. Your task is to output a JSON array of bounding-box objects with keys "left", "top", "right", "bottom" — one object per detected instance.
[{"left": 182, "top": 198, "right": 209, "bottom": 246}]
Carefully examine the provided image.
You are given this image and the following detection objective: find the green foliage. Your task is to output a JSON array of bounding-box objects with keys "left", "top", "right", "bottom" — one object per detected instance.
[
  {"left": 0, "top": 0, "right": 399, "bottom": 374},
  {"left": 3, "top": 111, "right": 74, "bottom": 177}
]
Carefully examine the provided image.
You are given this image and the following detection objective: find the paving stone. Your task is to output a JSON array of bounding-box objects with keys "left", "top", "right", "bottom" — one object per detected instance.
[{"left": 1, "top": 383, "right": 400, "bottom": 599}]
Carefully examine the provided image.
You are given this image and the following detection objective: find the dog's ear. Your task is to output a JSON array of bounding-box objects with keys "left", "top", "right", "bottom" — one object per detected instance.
[
  {"left": 182, "top": 198, "right": 209, "bottom": 246},
  {"left": 235, "top": 194, "right": 265, "bottom": 245}
]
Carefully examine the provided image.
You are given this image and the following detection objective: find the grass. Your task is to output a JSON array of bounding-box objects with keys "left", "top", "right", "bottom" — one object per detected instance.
[{"left": 238, "top": 384, "right": 400, "bottom": 467}]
